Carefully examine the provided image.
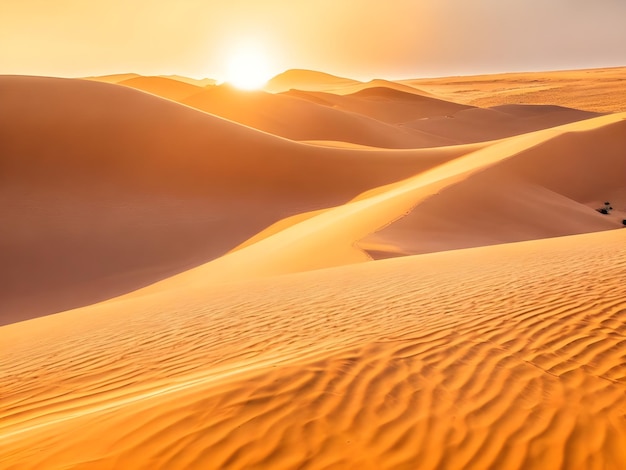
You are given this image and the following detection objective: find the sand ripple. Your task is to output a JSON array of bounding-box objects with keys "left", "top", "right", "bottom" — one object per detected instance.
[{"left": 2, "top": 230, "right": 625, "bottom": 469}]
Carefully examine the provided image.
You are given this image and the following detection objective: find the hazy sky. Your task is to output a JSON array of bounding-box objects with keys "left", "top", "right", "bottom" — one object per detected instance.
[{"left": 1, "top": 0, "right": 625, "bottom": 80}]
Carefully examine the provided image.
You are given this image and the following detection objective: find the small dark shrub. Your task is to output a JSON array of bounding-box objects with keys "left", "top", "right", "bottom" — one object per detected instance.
[
  {"left": 598, "top": 208, "right": 609, "bottom": 214},
  {"left": 623, "top": 219, "right": 626, "bottom": 226}
]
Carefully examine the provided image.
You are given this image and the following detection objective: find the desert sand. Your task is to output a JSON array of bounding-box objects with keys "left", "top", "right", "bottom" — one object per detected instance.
[
  {"left": 102, "top": 73, "right": 604, "bottom": 147},
  {"left": 401, "top": 66, "right": 626, "bottom": 114},
  {"left": 1, "top": 67, "right": 625, "bottom": 469}
]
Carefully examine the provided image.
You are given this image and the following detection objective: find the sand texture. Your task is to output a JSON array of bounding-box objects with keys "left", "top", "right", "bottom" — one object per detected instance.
[
  {"left": 2, "top": 231, "right": 625, "bottom": 469},
  {"left": 402, "top": 67, "right": 626, "bottom": 113},
  {"left": 1, "top": 67, "right": 626, "bottom": 469}
]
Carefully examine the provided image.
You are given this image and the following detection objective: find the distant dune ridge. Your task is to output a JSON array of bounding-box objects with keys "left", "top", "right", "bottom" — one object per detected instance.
[
  {"left": 263, "top": 68, "right": 361, "bottom": 93},
  {"left": 180, "top": 84, "right": 456, "bottom": 148},
  {"left": 1, "top": 67, "right": 626, "bottom": 469},
  {"left": 100, "top": 72, "right": 605, "bottom": 147},
  {"left": 401, "top": 66, "right": 626, "bottom": 113},
  {"left": 118, "top": 76, "right": 203, "bottom": 102}
]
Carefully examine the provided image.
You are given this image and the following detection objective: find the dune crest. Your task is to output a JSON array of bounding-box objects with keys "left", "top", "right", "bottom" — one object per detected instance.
[
  {"left": 264, "top": 69, "right": 360, "bottom": 93},
  {"left": 106, "top": 70, "right": 608, "bottom": 148},
  {"left": 360, "top": 112, "right": 626, "bottom": 257},
  {"left": 179, "top": 84, "right": 455, "bottom": 148},
  {"left": 117, "top": 76, "right": 203, "bottom": 101}
]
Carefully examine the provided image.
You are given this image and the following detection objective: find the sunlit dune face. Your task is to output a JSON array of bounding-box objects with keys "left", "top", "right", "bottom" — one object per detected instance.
[{"left": 225, "top": 45, "right": 272, "bottom": 90}]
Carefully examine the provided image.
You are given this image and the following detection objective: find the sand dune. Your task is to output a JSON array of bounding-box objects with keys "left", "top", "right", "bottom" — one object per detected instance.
[
  {"left": 401, "top": 105, "right": 601, "bottom": 153},
  {"left": 88, "top": 74, "right": 216, "bottom": 88},
  {"left": 84, "top": 73, "right": 140, "bottom": 84},
  {"left": 1, "top": 229, "right": 625, "bottom": 469},
  {"left": 2, "top": 68, "right": 625, "bottom": 469},
  {"left": 0, "top": 75, "right": 478, "bottom": 322},
  {"left": 117, "top": 76, "right": 203, "bottom": 102},
  {"left": 180, "top": 85, "right": 454, "bottom": 148},
  {"left": 110, "top": 74, "right": 603, "bottom": 148},
  {"left": 264, "top": 69, "right": 360, "bottom": 93},
  {"left": 131, "top": 112, "right": 623, "bottom": 288},
  {"left": 287, "top": 86, "right": 601, "bottom": 142},
  {"left": 361, "top": 113, "right": 626, "bottom": 257},
  {"left": 161, "top": 75, "right": 217, "bottom": 87},
  {"left": 330, "top": 78, "right": 436, "bottom": 97},
  {"left": 284, "top": 87, "right": 471, "bottom": 124}
]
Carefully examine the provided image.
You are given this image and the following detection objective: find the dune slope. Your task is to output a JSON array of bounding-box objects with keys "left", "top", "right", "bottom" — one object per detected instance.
[
  {"left": 181, "top": 85, "right": 454, "bottom": 148},
  {"left": 402, "top": 105, "right": 600, "bottom": 143},
  {"left": 264, "top": 69, "right": 360, "bottom": 93},
  {"left": 285, "top": 87, "right": 471, "bottom": 124},
  {"left": 360, "top": 113, "right": 626, "bottom": 257},
  {"left": 117, "top": 76, "right": 203, "bottom": 102},
  {"left": 284, "top": 88, "right": 600, "bottom": 144},
  {"left": 0, "top": 75, "right": 478, "bottom": 323},
  {"left": 139, "top": 113, "right": 623, "bottom": 287},
  {"left": 1, "top": 229, "right": 625, "bottom": 469},
  {"left": 111, "top": 75, "right": 602, "bottom": 148}
]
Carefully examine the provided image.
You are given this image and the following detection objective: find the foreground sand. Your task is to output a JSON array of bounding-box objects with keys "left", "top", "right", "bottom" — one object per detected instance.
[
  {"left": 1, "top": 229, "right": 625, "bottom": 469},
  {"left": 1, "top": 69, "right": 626, "bottom": 469}
]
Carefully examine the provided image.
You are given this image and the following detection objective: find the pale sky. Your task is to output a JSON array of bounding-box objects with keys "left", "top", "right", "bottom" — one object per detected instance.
[{"left": 1, "top": 0, "right": 625, "bottom": 80}]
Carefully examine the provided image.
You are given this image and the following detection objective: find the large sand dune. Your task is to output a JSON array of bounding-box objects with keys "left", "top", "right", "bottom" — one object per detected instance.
[
  {"left": 111, "top": 74, "right": 604, "bottom": 148},
  {"left": 1, "top": 68, "right": 625, "bottom": 469},
  {"left": 1, "top": 230, "right": 625, "bottom": 469},
  {"left": 117, "top": 76, "right": 203, "bottom": 102},
  {"left": 264, "top": 69, "right": 361, "bottom": 93},
  {"left": 131, "top": 112, "right": 623, "bottom": 287},
  {"left": 180, "top": 85, "right": 454, "bottom": 148},
  {"left": 361, "top": 113, "right": 626, "bottom": 257},
  {"left": 283, "top": 87, "right": 472, "bottom": 124},
  {"left": 0, "top": 75, "right": 478, "bottom": 322},
  {"left": 108, "top": 77, "right": 464, "bottom": 148}
]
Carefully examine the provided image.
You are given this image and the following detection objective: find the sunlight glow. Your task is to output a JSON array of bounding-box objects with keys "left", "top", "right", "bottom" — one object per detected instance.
[{"left": 225, "top": 45, "right": 272, "bottom": 90}]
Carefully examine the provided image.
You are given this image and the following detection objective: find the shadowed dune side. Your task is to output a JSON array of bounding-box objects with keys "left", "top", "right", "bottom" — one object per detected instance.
[
  {"left": 360, "top": 114, "right": 626, "bottom": 258},
  {"left": 284, "top": 88, "right": 600, "bottom": 145},
  {"left": 112, "top": 77, "right": 602, "bottom": 148},
  {"left": 117, "top": 76, "right": 203, "bottom": 102},
  {"left": 302, "top": 140, "right": 384, "bottom": 149},
  {"left": 84, "top": 73, "right": 140, "bottom": 84},
  {"left": 401, "top": 105, "right": 601, "bottom": 149},
  {"left": 180, "top": 85, "right": 455, "bottom": 148},
  {"left": 284, "top": 87, "right": 472, "bottom": 124},
  {"left": 1, "top": 230, "right": 625, "bottom": 469},
  {"left": 87, "top": 74, "right": 216, "bottom": 88},
  {"left": 135, "top": 113, "right": 625, "bottom": 289},
  {"left": 330, "top": 78, "right": 437, "bottom": 97},
  {"left": 161, "top": 75, "right": 217, "bottom": 87},
  {"left": 0, "top": 75, "right": 477, "bottom": 323}
]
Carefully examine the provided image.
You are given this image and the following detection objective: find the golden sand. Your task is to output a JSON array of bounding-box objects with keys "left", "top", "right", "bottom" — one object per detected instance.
[{"left": 1, "top": 67, "right": 625, "bottom": 469}]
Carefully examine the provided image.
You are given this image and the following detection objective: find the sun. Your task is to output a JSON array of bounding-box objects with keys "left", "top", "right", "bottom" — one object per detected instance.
[{"left": 225, "top": 46, "right": 272, "bottom": 90}]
